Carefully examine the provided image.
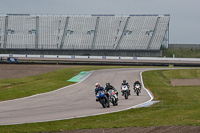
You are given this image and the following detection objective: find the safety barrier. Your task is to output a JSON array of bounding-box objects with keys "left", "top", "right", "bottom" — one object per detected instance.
[{"left": 1, "top": 54, "right": 200, "bottom": 62}]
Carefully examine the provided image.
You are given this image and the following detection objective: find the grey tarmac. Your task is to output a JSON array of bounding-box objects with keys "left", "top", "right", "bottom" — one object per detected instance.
[{"left": 0, "top": 68, "right": 172, "bottom": 125}]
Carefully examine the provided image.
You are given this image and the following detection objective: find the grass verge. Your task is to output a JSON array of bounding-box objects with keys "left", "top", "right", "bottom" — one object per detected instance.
[
  {"left": 162, "top": 49, "right": 200, "bottom": 58},
  {"left": 1, "top": 68, "right": 200, "bottom": 132}
]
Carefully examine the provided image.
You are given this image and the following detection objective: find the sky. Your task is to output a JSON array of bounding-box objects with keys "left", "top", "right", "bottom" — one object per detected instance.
[{"left": 0, "top": 0, "right": 200, "bottom": 44}]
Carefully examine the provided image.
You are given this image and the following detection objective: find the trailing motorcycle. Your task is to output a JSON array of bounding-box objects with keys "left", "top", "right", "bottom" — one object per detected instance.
[
  {"left": 134, "top": 83, "right": 141, "bottom": 96},
  {"left": 108, "top": 89, "right": 118, "bottom": 106},
  {"left": 96, "top": 90, "right": 110, "bottom": 108},
  {"left": 121, "top": 85, "right": 130, "bottom": 99}
]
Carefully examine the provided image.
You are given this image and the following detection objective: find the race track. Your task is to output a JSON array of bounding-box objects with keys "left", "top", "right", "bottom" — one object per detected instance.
[{"left": 0, "top": 68, "right": 159, "bottom": 125}]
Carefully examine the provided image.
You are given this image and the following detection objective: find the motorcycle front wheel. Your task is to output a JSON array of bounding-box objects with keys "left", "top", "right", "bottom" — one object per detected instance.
[
  {"left": 136, "top": 90, "right": 139, "bottom": 96},
  {"left": 100, "top": 99, "right": 106, "bottom": 108}
]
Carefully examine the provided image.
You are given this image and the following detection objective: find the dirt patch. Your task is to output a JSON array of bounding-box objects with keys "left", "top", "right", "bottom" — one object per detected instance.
[
  {"left": 171, "top": 79, "right": 200, "bottom": 86},
  {"left": 0, "top": 64, "right": 74, "bottom": 79},
  {"left": 49, "top": 126, "right": 200, "bottom": 133}
]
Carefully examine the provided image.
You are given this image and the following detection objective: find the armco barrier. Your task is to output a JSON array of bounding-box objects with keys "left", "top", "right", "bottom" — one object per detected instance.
[{"left": 1, "top": 54, "right": 200, "bottom": 62}]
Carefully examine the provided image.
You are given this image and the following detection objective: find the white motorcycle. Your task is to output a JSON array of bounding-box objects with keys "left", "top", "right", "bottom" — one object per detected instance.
[
  {"left": 134, "top": 84, "right": 141, "bottom": 96},
  {"left": 121, "top": 85, "right": 130, "bottom": 99},
  {"left": 108, "top": 89, "right": 118, "bottom": 106}
]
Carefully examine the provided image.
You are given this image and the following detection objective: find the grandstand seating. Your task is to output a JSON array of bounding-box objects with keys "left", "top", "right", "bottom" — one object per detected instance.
[
  {"left": 38, "top": 16, "right": 66, "bottom": 49},
  {"left": 94, "top": 16, "right": 127, "bottom": 50},
  {"left": 0, "top": 14, "right": 170, "bottom": 50},
  {"left": 6, "top": 16, "right": 36, "bottom": 49},
  {"left": 148, "top": 16, "right": 170, "bottom": 49},
  {"left": 62, "top": 16, "right": 96, "bottom": 49},
  {"left": 0, "top": 16, "right": 5, "bottom": 48}
]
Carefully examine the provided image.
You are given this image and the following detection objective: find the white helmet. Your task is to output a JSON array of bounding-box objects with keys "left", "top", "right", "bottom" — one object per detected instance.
[{"left": 95, "top": 83, "right": 100, "bottom": 88}]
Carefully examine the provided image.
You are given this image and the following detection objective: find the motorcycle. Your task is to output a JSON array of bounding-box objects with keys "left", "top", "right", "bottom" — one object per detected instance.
[
  {"left": 134, "top": 84, "right": 141, "bottom": 96},
  {"left": 96, "top": 90, "right": 110, "bottom": 108},
  {"left": 121, "top": 85, "right": 130, "bottom": 99},
  {"left": 108, "top": 89, "right": 118, "bottom": 106}
]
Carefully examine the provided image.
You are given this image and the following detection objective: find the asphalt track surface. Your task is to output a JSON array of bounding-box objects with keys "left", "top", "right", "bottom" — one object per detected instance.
[{"left": 0, "top": 68, "right": 166, "bottom": 125}]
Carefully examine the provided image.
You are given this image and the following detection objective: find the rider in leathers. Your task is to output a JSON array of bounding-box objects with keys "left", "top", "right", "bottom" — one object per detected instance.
[
  {"left": 121, "top": 79, "right": 130, "bottom": 95},
  {"left": 95, "top": 83, "right": 109, "bottom": 101},
  {"left": 133, "top": 80, "right": 141, "bottom": 92},
  {"left": 105, "top": 83, "right": 119, "bottom": 96}
]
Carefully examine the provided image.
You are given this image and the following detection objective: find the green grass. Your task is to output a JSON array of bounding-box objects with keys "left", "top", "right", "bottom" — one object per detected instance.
[
  {"left": 1, "top": 68, "right": 200, "bottom": 133},
  {"left": 162, "top": 49, "right": 200, "bottom": 58}
]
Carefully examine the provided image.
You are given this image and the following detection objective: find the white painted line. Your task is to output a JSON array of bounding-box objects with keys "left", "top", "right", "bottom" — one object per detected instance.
[{"left": 127, "top": 71, "right": 154, "bottom": 109}]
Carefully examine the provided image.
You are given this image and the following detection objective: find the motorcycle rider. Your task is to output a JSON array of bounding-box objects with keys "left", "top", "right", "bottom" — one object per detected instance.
[
  {"left": 95, "top": 83, "right": 108, "bottom": 101},
  {"left": 121, "top": 79, "right": 130, "bottom": 96},
  {"left": 133, "top": 80, "right": 141, "bottom": 92},
  {"left": 105, "top": 82, "right": 119, "bottom": 96}
]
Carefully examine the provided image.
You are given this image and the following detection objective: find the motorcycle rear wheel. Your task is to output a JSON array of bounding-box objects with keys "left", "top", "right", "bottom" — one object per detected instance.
[
  {"left": 115, "top": 101, "right": 118, "bottom": 106},
  {"left": 106, "top": 101, "right": 110, "bottom": 108},
  {"left": 125, "top": 93, "right": 128, "bottom": 99}
]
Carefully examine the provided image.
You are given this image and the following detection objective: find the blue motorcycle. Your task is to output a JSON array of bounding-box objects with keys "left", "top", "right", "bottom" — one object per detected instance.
[{"left": 96, "top": 90, "right": 110, "bottom": 108}]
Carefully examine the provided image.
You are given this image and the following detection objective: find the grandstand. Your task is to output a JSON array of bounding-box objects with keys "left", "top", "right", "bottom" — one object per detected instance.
[{"left": 0, "top": 14, "right": 170, "bottom": 56}]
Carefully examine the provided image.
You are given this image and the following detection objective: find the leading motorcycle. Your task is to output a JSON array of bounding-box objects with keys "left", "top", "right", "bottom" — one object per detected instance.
[{"left": 96, "top": 90, "right": 110, "bottom": 108}]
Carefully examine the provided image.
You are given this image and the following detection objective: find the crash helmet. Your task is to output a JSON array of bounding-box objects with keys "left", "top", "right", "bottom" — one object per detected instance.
[
  {"left": 95, "top": 83, "right": 100, "bottom": 88},
  {"left": 106, "top": 82, "right": 110, "bottom": 87},
  {"left": 123, "top": 79, "right": 126, "bottom": 83}
]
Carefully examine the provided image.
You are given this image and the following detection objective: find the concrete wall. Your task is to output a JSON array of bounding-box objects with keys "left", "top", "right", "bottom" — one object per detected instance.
[
  {"left": 1, "top": 49, "right": 162, "bottom": 57},
  {"left": 169, "top": 44, "right": 200, "bottom": 49}
]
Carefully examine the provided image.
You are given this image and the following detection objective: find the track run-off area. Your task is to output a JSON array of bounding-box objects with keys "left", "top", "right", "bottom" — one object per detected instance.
[{"left": 0, "top": 67, "right": 182, "bottom": 125}]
